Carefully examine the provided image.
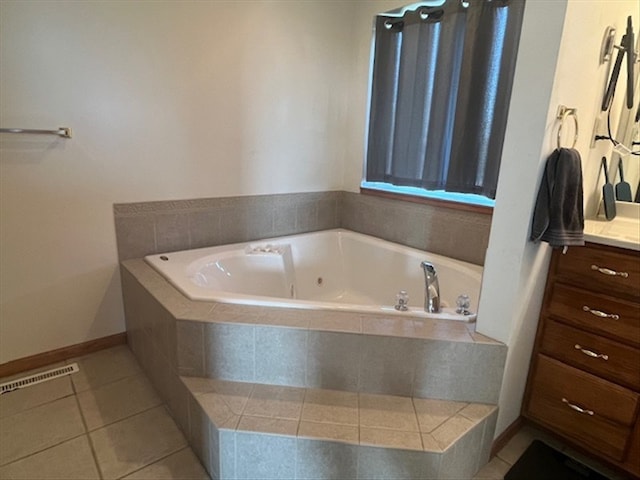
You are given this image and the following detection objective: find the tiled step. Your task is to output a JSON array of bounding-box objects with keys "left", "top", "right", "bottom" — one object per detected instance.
[{"left": 180, "top": 377, "right": 498, "bottom": 480}]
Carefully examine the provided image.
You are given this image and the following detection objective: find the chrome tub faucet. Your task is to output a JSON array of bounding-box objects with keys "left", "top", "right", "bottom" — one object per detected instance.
[{"left": 421, "top": 261, "right": 440, "bottom": 313}]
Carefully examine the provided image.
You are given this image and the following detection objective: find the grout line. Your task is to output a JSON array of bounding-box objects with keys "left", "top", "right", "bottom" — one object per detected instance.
[
  {"left": 72, "top": 387, "right": 104, "bottom": 480},
  {"left": 0, "top": 389, "right": 76, "bottom": 420},
  {"left": 0, "top": 432, "right": 87, "bottom": 469},
  {"left": 72, "top": 369, "right": 148, "bottom": 397},
  {"left": 85, "top": 403, "right": 165, "bottom": 434},
  {"left": 495, "top": 451, "right": 514, "bottom": 467},
  {"left": 357, "top": 391, "right": 361, "bottom": 445},
  {"left": 115, "top": 446, "right": 190, "bottom": 480},
  {"left": 70, "top": 362, "right": 144, "bottom": 396},
  {"left": 411, "top": 397, "right": 426, "bottom": 451},
  {"left": 296, "top": 388, "right": 307, "bottom": 437},
  {"left": 237, "top": 383, "right": 253, "bottom": 418}
]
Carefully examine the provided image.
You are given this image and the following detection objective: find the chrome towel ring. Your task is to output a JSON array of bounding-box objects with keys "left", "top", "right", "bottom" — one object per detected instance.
[{"left": 556, "top": 105, "right": 578, "bottom": 149}]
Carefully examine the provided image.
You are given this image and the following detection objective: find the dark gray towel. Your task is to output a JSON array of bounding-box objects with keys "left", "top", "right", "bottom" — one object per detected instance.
[{"left": 530, "top": 148, "right": 584, "bottom": 247}]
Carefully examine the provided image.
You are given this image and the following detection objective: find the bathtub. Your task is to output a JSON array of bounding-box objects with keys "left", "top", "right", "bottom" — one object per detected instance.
[{"left": 144, "top": 229, "right": 482, "bottom": 321}]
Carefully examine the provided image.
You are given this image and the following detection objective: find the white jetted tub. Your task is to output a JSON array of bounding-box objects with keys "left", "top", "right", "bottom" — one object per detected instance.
[{"left": 145, "top": 229, "right": 482, "bottom": 321}]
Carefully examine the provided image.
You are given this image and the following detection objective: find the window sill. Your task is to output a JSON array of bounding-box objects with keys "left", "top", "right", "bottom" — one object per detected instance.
[{"left": 360, "top": 186, "right": 494, "bottom": 216}]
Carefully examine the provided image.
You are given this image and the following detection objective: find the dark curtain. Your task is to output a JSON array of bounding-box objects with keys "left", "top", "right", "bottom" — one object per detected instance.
[{"left": 365, "top": 0, "right": 525, "bottom": 199}]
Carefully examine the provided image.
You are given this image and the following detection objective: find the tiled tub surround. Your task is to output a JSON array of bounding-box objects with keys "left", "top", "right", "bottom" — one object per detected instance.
[
  {"left": 114, "top": 191, "right": 490, "bottom": 265},
  {"left": 123, "top": 259, "right": 505, "bottom": 402},
  {"left": 121, "top": 256, "right": 506, "bottom": 479},
  {"left": 340, "top": 192, "right": 491, "bottom": 266},
  {"left": 117, "top": 191, "right": 497, "bottom": 478},
  {"left": 114, "top": 192, "right": 342, "bottom": 262}
]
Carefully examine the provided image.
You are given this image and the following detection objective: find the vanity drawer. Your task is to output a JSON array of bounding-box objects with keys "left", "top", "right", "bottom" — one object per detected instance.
[
  {"left": 548, "top": 283, "right": 640, "bottom": 347},
  {"left": 554, "top": 244, "right": 640, "bottom": 300},
  {"left": 527, "top": 355, "right": 638, "bottom": 461},
  {"left": 540, "top": 319, "right": 640, "bottom": 390}
]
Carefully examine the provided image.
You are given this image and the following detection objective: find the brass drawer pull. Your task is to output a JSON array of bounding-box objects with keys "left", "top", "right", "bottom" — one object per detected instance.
[
  {"left": 562, "top": 398, "right": 594, "bottom": 416},
  {"left": 574, "top": 344, "right": 609, "bottom": 360},
  {"left": 590, "top": 264, "right": 629, "bottom": 278},
  {"left": 582, "top": 305, "right": 620, "bottom": 320}
]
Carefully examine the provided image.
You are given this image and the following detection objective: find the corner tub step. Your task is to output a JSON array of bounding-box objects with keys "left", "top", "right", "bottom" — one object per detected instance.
[{"left": 180, "top": 377, "right": 498, "bottom": 480}]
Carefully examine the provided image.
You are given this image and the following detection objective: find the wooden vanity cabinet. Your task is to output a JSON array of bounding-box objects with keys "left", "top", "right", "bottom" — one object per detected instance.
[{"left": 523, "top": 242, "right": 640, "bottom": 478}]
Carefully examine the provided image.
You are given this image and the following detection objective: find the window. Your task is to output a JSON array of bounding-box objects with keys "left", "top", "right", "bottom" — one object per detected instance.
[{"left": 363, "top": 0, "right": 525, "bottom": 204}]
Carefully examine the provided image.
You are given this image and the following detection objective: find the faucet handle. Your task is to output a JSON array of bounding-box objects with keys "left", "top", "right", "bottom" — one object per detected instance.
[
  {"left": 395, "top": 290, "right": 409, "bottom": 311},
  {"left": 456, "top": 294, "right": 471, "bottom": 315}
]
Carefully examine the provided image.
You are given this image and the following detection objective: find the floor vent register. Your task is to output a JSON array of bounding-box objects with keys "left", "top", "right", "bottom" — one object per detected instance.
[{"left": 0, "top": 363, "right": 79, "bottom": 395}]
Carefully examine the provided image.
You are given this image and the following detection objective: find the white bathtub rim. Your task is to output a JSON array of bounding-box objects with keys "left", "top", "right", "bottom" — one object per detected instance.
[
  {"left": 145, "top": 229, "right": 482, "bottom": 322},
  {"left": 175, "top": 288, "right": 477, "bottom": 321}
]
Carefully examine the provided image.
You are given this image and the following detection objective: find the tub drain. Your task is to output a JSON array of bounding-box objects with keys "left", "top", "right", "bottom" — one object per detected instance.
[{"left": 316, "top": 277, "right": 323, "bottom": 286}]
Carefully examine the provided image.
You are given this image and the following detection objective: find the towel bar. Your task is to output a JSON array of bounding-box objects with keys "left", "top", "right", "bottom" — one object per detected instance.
[{"left": 0, "top": 127, "right": 72, "bottom": 138}]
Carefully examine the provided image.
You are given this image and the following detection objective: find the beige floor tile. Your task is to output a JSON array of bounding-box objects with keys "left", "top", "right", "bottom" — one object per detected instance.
[
  {"left": 459, "top": 403, "right": 497, "bottom": 423},
  {"left": 122, "top": 448, "right": 210, "bottom": 480},
  {"left": 243, "top": 384, "right": 304, "bottom": 420},
  {"left": 308, "top": 313, "right": 362, "bottom": 333},
  {"left": 413, "top": 319, "right": 475, "bottom": 342},
  {"left": 430, "top": 414, "right": 475, "bottom": 450},
  {"left": 258, "top": 309, "right": 310, "bottom": 329},
  {"left": 0, "top": 374, "right": 74, "bottom": 419},
  {"left": 0, "top": 435, "right": 99, "bottom": 479},
  {"left": 298, "top": 421, "right": 359, "bottom": 444},
  {"left": 77, "top": 373, "right": 162, "bottom": 430},
  {"left": 219, "top": 414, "right": 241, "bottom": 430},
  {"left": 301, "top": 388, "right": 358, "bottom": 426},
  {"left": 0, "top": 395, "right": 85, "bottom": 466},
  {"left": 421, "top": 432, "right": 443, "bottom": 452},
  {"left": 362, "top": 316, "right": 416, "bottom": 337},
  {"left": 412, "top": 397, "right": 468, "bottom": 433},
  {"left": 465, "top": 324, "right": 502, "bottom": 344},
  {"left": 473, "top": 455, "right": 511, "bottom": 479},
  {"left": 494, "top": 426, "right": 536, "bottom": 465},
  {"left": 359, "top": 393, "right": 419, "bottom": 432},
  {"left": 237, "top": 415, "right": 298, "bottom": 436},
  {"left": 360, "top": 427, "right": 423, "bottom": 451},
  {"left": 182, "top": 377, "right": 253, "bottom": 414},
  {"left": 70, "top": 345, "right": 141, "bottom": 393},
  {"left": 90, "top": 406, "right": 187, "bottom": 479},
  {"left": 196, "top": 392, "right": 237, "bottom": 426}
]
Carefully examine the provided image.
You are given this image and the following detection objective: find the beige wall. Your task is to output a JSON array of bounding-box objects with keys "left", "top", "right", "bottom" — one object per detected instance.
[{"left": 0, "top": 1, "right": 356, "bottom": 363}]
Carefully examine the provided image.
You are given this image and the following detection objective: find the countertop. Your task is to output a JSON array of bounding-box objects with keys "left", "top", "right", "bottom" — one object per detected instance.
[{"left": 584, "top": 202, "right": 640, "bottom": 251}]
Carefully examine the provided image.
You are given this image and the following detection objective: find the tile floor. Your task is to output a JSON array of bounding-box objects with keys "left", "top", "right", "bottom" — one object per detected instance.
[
  {"left": 0, "top": 345, "right": 627, "bottom": 480},
  {"left": 0, "top": 345, "right": 208, "bottom": 480}
]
